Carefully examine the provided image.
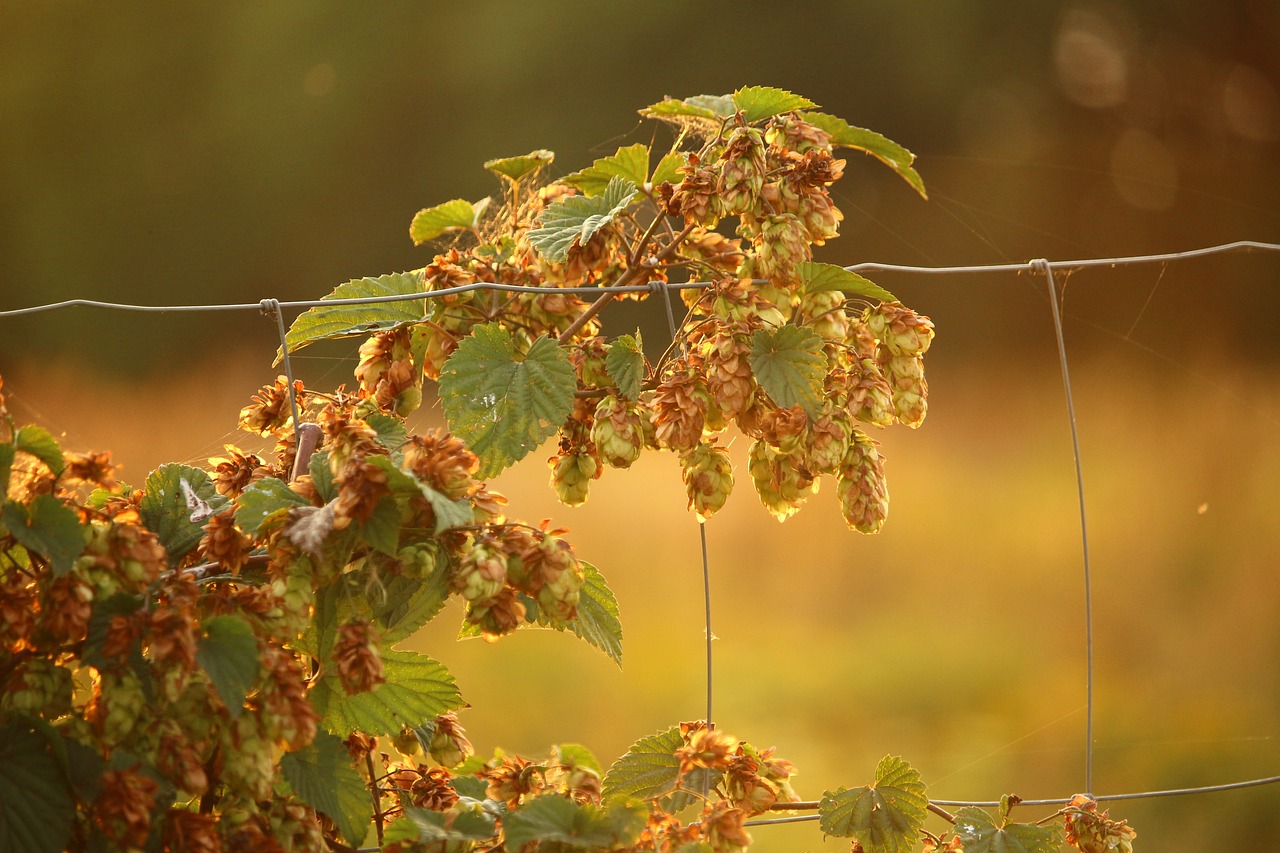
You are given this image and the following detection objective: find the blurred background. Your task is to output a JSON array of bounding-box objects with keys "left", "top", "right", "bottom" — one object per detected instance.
[{"left": 3, "top": 1, "right": 1279, "bottom": 849}]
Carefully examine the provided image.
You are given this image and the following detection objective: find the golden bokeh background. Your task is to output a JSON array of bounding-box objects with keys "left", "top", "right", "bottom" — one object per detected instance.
[{"left": 3, "top": 2, "right": 1280, "bottom": 849}]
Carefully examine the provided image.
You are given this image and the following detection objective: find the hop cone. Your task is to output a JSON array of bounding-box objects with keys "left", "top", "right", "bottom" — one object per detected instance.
[{"left": 681, "top": 443, "right": 735, "bottom": 521}]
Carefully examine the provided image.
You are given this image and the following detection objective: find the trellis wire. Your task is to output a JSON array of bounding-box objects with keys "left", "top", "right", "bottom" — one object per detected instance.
[{"left": 4, "top": 239, "right": 1280, "bottom": 821}]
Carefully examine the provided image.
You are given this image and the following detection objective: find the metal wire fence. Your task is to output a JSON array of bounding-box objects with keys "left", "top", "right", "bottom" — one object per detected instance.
[{"left": 4, "top": 238, "right": 1280, "bottom": 836}]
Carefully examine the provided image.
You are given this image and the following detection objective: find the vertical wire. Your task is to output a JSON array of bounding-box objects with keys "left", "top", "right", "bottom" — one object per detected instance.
[
  {"left": 261, "top": 299, "right": 302, "bottom": 450},
  {"left": 700, "top": 521, "right": 714, "bottom": 730},
  {"left": 1032, "top": 259, "right": 1095, "bottom": 794}
]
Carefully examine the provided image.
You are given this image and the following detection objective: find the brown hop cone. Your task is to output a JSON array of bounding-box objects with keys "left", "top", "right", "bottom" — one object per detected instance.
[
  {"left": 163, "top": 810, "right": 220, "bottom": 853},
  {"left": 759, "top": 405, "right": 810, "bottom": 456},
  {"left": 702, "top": 801, "right": 752, "bottom": 853},
  {"left": 333, "top": 619, "right": 386, "bottom": 695},
  {"left": 651, "top": 368, "right": 710, "bottom": 452},
  {"left": 355, "top": 328, "right": 409, "bottom": 393},
  {"left": 484, "top": 754, "right": 548, "bottom": 808},
  {"left": 837, "top": 430, "right": 889, "bottom": 534},
  {"left": 548, "top": 445, "right": 600, "bottom": 507},
  {"left": 708, "top": 277, "right": 787, "bottom": 327},
  {"left": 466, "top": 586, "right": 526, "bottom": 639},
  {"left": 702, "top": 323, "right": 758, "bottom": 421},
  {"left": 864, "top": 301, "right": 935, "bottom": 356},
  {"left": 808, "top": 411, "right": 853, "bottom": 476},
  {"left": 198, "top": 510, "right": 251, "bottom": 575},
  {"left": 591, "top": 395, "right": 645, "bottom": 469},
  {"left": 62, "top": 450, "right": 118, "bottom": 488},
  {"left": 370, "top": 358, "right": 422, "bottom": 417},
  {"left": 0, "top": 572, "right": 37, "bottom": 647},
  {"left": 2, "top": 658, "right": 73, "bottom": 717},
  {"left": 257, "top": 643, "right": 319, "bottom": 750},
  {"left": 403, "top": 429, "right": 479, "bottom": 501},
  {"left": 671, "top": 155, "right": 723, "bottom": 228},
  {"left": 40, "top": 573, "right": 92, "bottom": 645},
  {"left": 94, "top": 768, "right": 159, "bottom": 849},
  {"left": 332, "top": 457, "right": 392, "bottom": 530},
  {"left": 681, "top": 443, "right": 735, "bottom": 521},
  {"left": 683, "top": 228, "right": 744, "bottom": 275},
  {"left": 677, "top": 727, "right": 740, "bottom": 774},
  {"left": 796, "top": 185, "right": 844, "bottom": 245},
  {"left": 845, "top": 357, "right": 896, "bottom": 428},
  {"left": 239, "top": 376, "right": 307, "bottom": 436},
  {"left": 453, "top": 538, "right": 509, "bottom": 604},
  {"left": 753, "top": 213, "right": 812, "bottom": 285},
  {"left": 1064, "top": 794, "right": 1137, "bottom": 853},
  {"left": 879, "top": 352, "right": 928, "bottom": 428},
  {"left": 420, "top": 325, "right": 461, "bottom": 381},
  {"left": 209, "top": 445, "right": 268, "bottom": 498},
  {"left": 427, "top": 712, "right": 474, "bottom": 768},
  {"left": 411, "top": 766, "right": 460, "bottom": 811},
  {"left": 766, "top": 114, "right": 834, "bottom": 154},
  {"left": 799, "top": 290, "right": 848, "bottom": 341},
  {"left": 718, "top": 125, "right": 768, "bottom": 216},
  {"left": 748, "top": 439, "right": 818, "bottom": 521}
]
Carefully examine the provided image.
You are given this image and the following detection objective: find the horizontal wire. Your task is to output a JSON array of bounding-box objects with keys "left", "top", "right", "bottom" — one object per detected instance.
[
  {"left": 2, "top": 240, "right": 1278, "bottom": 319},
  {"left": 744, "top": 772, "right": 1280, "bottom": 827}
]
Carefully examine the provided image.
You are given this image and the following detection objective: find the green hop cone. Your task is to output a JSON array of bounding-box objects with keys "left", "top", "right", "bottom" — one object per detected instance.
[
  {"left": 754, "top": 213, "right": 812, "bottom": 285},
  {"left": 847, "top": 357, "right": 896, "bottom": 428},
  {"left": 681, "top": 443, "right": 735, "bottom": 521},
  {"left": 837, "top": 430, "right": 889, "bottom": 534},
  {"left": 548, "top": 447, "right": 600, "bottom": 507},
  {"left": 807, "top": 411, "right": 852, "bottom": 476},
  {"left": 454, "top": 540, "right": 508, "bottom": 604},
  {"left": 590, "top": 396, "right": 645, "bottom": 469},
  {"left": 864, "top": 301, "right": 935, "bottom": 356},
  {"left": 799, "top": 290, "right": 848, "bottom": 342},
  {"left": 880, "top": 352, "right": 928, "bottom": 428},
  {"left": 717, "top": 125, "right": 767, "bottom": 216},
  {"left": 2, "top": 658, "right": 74, "bottom": 717},
  {"left": 748, "top": 439, "right": 818, "bottom": 521}
]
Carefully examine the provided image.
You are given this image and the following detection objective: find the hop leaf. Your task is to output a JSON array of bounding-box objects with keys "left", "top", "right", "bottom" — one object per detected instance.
[
  {"left": 801, "top": 111, "right": 927, "bottom": 198},
  {"left": 953, "top": 806, "right": 1062, "bottom": 853},
  {"left": 484, "top": 149, "right": 554, "bottom": 182},
  {"left": 503, "top": 796, "right": 647, "bottom": 851},
  {"left": 282, "top": 271, "right": 429, "bottom": 358},
  {"left": 731, "top": 85, "right": 817, "bottom": 122},
  {"left": 799, "top": 261, "right": 897, "bottom": 303},
  {"left": 640, "top": 94, "right": 736, "bottom": 120},
  {"left": 748, "top": 325, "right": 827, "bottom": 418},
  {"left": 564, "top": 144, "right": 650, "bottom": 196},
  {"left": 438, "top": 324, "right": 576, "bottom": 478},
  {"left": 1, "top": 495, "right": 85, "bottom": 576},
  {"left": 280, "top": 732, "right": 370, "bottom": 847},
  {"left": 527, "top": 176, "right": 638, "bottom": 263},
  {"left": 535, "top": 562, "right": 623, "bottom": 666},
  {"left": 196, "top": 615, "right": 260, "bottom": 719},
  {"left": 605, "top": 333, "right": 645, "bottom": 400},
  {"left": 409, "top": 198, "right": 491, "bottom": 244},
  {"left": 818, "top": 755, "right": 928, "bottom": 853}
]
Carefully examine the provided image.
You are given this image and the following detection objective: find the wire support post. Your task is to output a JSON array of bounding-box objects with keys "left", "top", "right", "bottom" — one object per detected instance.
[
  {"left": 259, "top": 298, "right": 303, "bottom": 455},
  {"left": 1030, "top": 259, "right": 1095, "bottom": 796}
]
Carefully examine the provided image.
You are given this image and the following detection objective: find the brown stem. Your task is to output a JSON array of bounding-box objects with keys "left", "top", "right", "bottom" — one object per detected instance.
[
  {"left": 290, "top": 423, "right": 323, "bottom": 482},
  {"left": 928, "top": 802, "right": 957, "bottom": 823},
  {"left": 367, "top": 750, "right": 385, "bottom": 846}
]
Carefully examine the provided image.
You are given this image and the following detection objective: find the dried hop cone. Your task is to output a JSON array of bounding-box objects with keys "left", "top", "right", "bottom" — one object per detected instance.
[
  {"left": 681, "top": 443, "right": 735, "bottom": 521},
  {"left": 333, "top": 620, "right": 386, "bottom": 696},
  {"left": 837, "top": 430, "right": 889, "bottom": 534},
  {"left": 591, "top": 395, "right": 646, "bottom": 469},
  {"left": 1064, "top": 794, "right": 1137, "bottom": 853},
  {"left": 650, "top": 368, "right": 710, "bottom": 453}
]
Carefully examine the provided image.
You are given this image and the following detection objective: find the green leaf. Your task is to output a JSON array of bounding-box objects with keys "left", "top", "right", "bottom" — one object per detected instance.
[
  {"left": 732, "top": 86, "right": 817, "bottom": 123},
  {"left": 282, "top": 271, "right": 428, "bottom": 358},
  {"left": 83, "top": 593, "right": 143, "bottom": 669},
  {"left": 409, "top": 198, "right": 490, "bottom": 245},
  {"left": 0, "top": 443, "right": 13, "bottom": 494},
  {"left": 235, "top": 477, "right": 311, "bottom": 536},
  {"left": 196, "top": 615, "right": 260, "bottom": 718},
  {"left": 604, "top": 334, "right": 645, "bottom": 400},
  {"left": 438, "top": 324, "right": 576, "bottom": 478},
  {"left": 798, "top": 261, "right": 898, "bottom": 303},
  {"left": 801, "top": 111, "right": 927, "bottom": 198},
  {"left": 552, "top": 743, "right": 603, "bottom": 776},
  {"left": 386, "top": 806, "right": 497, "bottom": 845},
  {"left": 373, "top": 560, "right": 451, "bottom": 643},
  {"left": 281, "top": 731, "right": 369, "bottom": 846},
  {"left": 953, "top": 806, "right": 1062, "bottom": 853},
  {"left": 527, "top": 176, "right": 638, "bottom": 263},
  {"left": 602, "top": 725, "right": 718, "bottom": 811},
  {"left": 0, "top": 721, "right": 74, "bottom": 853},
  {"left": 14, "top": 426, "right": 64, "bottom": 476},
  {"left": 641, "top": 94, "right": 735, "bottom": 120},
  {"left": 651, "top": 151, "right": 686, "bottom": 188},
  {"left": 1, "top": 495, "right": 85, "bottom": 576},
  {"left": 359, "top": 495, "right": 401, "bottom": 556},
  {"left": 139, "top": 464, "right": 229, "bottom": 561},
  {"left": 748, "top": 325, "right": 827, "bottom": 419},
  {"left": 312, "top": 649, "right": 462, "bottom": 737},
  {"left": 417, "top": 482, "right": 473, "bottom": 533},
  {"left": 485, "top": 149, "right": 555, "bottom": 182},
  {"left": 366, "top": 413, "right": 408, "bottom": 455},
  {"left": 309, "top": 451, "right": 337, "bottom": 502},
  {"left": 564, "top": 144, "right": 650, "bottom": 196},
  {"left": 818, "top": 756, "right": 928, "bottom": 853},
  {"left": 503, "top": 795, "right": 647, "bottom": 851},
  {"left": 536, "top": 562, "right": 623, "bottom": 666}
]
